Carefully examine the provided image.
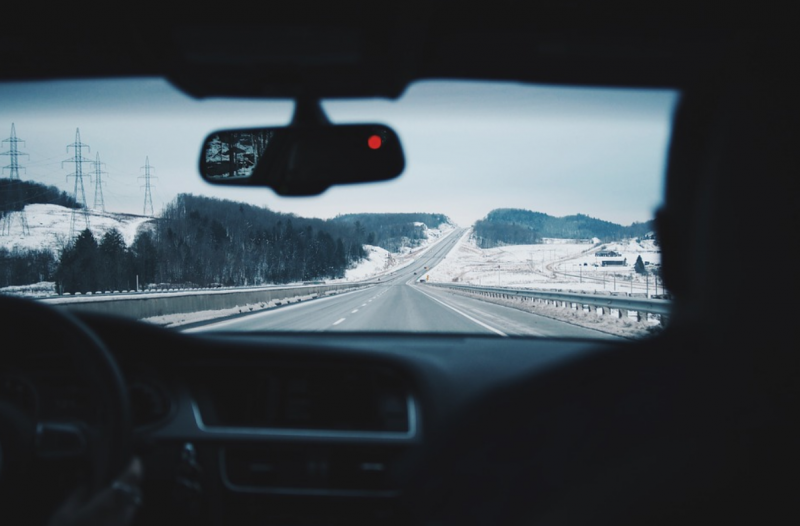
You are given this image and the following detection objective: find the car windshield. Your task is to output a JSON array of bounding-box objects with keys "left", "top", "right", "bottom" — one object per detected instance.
[{"left": 0, "top": 78, "right": 677, "bottom": 339}]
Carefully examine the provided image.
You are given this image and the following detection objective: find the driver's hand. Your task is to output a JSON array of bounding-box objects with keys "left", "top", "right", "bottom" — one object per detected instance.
[{"left": 47, "top": 457, "right": 143, "bottom": 526}]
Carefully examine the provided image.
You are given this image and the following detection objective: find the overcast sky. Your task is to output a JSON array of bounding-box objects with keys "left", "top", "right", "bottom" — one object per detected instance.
[{"left": 0, "top": 78, "right": 677, "bottom": 228}]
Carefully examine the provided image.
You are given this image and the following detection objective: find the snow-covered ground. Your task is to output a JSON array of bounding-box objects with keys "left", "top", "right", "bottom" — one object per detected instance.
[
  {"left": 342, "top": 222, "right": 456, "bottom": 281},
  {"left": 423, "top": 229, "right": 665, "bottom": 339},
  {"left": 427, "top": 229, "right": 664, "bottom": 296},
  {"left": 0, "top": 204, "right": 154, "bottom": 254}
]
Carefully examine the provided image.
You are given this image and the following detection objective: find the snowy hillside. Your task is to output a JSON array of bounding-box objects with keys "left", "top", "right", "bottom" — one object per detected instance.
[
  {"left": 0, "top": 204, "right": 155, "bottom": 254},
  {"left": 344, "top": 222, "right": 456, "bottom": 281}
]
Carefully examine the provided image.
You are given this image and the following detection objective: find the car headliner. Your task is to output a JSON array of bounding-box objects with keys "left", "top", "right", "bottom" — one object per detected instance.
[{"left": 1, "top": 2, "right": 761, "bottom": 99}]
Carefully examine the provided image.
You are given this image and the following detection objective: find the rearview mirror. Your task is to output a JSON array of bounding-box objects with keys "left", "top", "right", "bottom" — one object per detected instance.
[{"left": 199, "top": 124, "right": 405, "bottom": 196}]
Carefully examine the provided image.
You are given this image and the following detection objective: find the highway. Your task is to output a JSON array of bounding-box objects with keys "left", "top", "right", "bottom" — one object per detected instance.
[{"left": 189, "top": 229, "right": 621, "bottom": 339}]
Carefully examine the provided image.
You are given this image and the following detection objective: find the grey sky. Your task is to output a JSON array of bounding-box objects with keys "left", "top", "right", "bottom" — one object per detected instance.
[{"left": 0, "top": 78, "right": 677, "bottom": 228}]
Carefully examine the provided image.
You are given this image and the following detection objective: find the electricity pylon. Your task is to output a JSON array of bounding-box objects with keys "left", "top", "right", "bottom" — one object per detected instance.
[
  {"left": 1, "top": 123, "right": 30, "bottom": 236},
  {"left": 139, "top": 156, "right": 156, "bottom": 217},
  {"left": 63, "top": 128, "right": 92, "bottom": 241},
  {"left": 92, "top": 152, "right": 107, "bottom": 213}
]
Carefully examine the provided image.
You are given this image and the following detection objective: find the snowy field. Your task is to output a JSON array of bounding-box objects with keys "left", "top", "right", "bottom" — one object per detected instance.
[
  {"left": 426, "top": 229, "right": 664, "bottom": 297},
  {"left": 0, "top": 204, "right": 154, "bottom": 254}
]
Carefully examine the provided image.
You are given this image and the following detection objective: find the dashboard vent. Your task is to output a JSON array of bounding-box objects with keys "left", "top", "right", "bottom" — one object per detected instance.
[{"left": 193, "top": 364, "right": 411, "bottom": 433}]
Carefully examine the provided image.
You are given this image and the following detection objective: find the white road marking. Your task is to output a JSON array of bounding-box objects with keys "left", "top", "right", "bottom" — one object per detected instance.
[
  {"left": 183, "top": 286, "right": 375, "bottom": 333},
  {"left": 332, "top": 318, "right": 346, "bottom": 326},
  {"left": 412, "top": 286, "right": 508, "bottom": 337},
  {"left": 351, "top": 309, "right": 359, "bottom": 313}
]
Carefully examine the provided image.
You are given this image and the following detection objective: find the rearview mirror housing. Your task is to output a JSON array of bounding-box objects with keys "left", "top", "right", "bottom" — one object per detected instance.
[{"left": 199, "top": 124, "right": 405, "bottom": 196}]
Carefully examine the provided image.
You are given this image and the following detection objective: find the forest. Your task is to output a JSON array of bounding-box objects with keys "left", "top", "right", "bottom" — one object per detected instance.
[
  {"left": 0, "top": 247, "right": 57, "bottom": 288},
  {"left": 2, "top": 188, "right": 455, "bottom": 293},
  {"left": 473, "top": 208, "right": 655, "bottom": 248},
  {"left": 52, "top": 194, "right": 372, "bottom": 293},
  {"left": 331, "top": 212, "right": 450, "bottom": 252}
]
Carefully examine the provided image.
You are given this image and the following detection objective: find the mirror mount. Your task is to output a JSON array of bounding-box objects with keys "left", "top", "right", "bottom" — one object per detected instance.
[{"left": 290, "top": 98, "right": 331, "bottom": 128}]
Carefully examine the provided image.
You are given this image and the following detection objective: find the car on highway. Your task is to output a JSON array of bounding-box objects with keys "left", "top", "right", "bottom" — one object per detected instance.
[{"left": 1, "top": 5, "right": 797, "bottom": 526}]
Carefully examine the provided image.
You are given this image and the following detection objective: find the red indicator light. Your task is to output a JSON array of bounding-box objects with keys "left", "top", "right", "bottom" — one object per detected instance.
[{"left": 368, "top": 135, "right": 382, "bottom": 149}]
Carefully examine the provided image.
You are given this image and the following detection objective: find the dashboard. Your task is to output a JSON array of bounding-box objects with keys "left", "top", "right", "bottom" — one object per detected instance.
[{"left": 1, "top": 307, "right": 614, "bottom": 525}]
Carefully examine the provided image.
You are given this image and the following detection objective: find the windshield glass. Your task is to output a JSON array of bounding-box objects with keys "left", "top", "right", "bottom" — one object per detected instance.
[{"left": 0, "top": 79, "right": 677, "bottom": 339}]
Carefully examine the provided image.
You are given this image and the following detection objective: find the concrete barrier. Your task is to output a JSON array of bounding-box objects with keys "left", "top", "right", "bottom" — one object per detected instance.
[{"left": 43, "top": 283, "right": 372, "bottom": 320}]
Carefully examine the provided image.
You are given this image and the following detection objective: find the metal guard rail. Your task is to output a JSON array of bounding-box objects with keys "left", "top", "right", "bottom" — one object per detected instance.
[{"left": 424, "top": 282, "right": 671, "bottom": 317}]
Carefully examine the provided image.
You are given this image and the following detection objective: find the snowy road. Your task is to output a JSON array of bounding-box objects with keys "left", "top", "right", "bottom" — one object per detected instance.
[{"left": 188, "top": 229, "right": 621, "bottom": 339}]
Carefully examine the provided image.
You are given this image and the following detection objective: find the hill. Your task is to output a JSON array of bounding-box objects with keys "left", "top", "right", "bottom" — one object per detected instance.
[
  {"left": 473, "top": 208, "right": 654, "bottom": 248},
  {"left": 0, "top": 204, "right": 154, "bottom": 290},
  {"left": 331, "top": 212, "right": 451, "bottom": 252}
]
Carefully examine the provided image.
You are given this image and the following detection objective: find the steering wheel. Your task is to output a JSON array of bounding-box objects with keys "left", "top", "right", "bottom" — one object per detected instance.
[{"left": 0, "top": 294, "right": 132, "bottom": 523}]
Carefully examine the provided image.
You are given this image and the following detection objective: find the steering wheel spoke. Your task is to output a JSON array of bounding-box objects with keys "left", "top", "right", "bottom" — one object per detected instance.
[{"left": 35, "top": 421, "right": 89, "bottom": 459}]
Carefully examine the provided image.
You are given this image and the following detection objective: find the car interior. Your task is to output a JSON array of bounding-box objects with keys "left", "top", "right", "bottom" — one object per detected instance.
[{"left": 1, "top": 3, "right": 798, "bottom": 526}]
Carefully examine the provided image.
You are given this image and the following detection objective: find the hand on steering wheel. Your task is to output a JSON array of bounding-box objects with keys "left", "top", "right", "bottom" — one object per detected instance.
[{"left": 47, "top": 457, "right": 143, "bottom": 526}]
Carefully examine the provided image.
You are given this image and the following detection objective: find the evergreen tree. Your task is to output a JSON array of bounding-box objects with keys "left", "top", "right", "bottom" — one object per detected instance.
[
  {"left": 56, "top": 229, "right": 99, "bottom": 294},
  {"left": 130, "top": 230, "right": 158, "bottom": 288},
  {"left": 634, "top": 255, "right": 647, "bottom": 275},
  {"left": 98, "top": 228, "right": 128, "bottom": 291}
]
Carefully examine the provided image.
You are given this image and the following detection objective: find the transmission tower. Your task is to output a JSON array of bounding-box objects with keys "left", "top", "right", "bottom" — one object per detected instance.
[
  {"left": 92, "top": 152, "right": 107, "bottom": 213},
  {"left": 139, "top": 156, "right": 156, "bottom": 216},
  {"left": 63, "top": 128, "right": 92, "bottom": 241},
  {"left": 1, "top": 123, "right": 30, "bottom": 236}
]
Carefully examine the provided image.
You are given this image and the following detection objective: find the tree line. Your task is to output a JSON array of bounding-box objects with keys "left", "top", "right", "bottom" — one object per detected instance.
[
  {"left": 0, "top": 179, "right": 80, "bottom": 215},
  {"left": 473, "top": 208, "right": 656, "bottom": 248},
  {"left": 52, "top": 194, "right": 370, "bottom": 294},
  {"left": 331, "top": 212, "right": 450, "bottom": 252},
  {"left": 1, "top": 186, "right": 453, "bottom": 293},
  {"left": 0, "top": 247, "right": 57, "bottom": 288}
]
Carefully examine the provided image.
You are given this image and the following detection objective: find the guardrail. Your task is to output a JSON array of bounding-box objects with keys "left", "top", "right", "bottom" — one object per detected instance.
[
  {"left": 43, "top": 281, "right": 375, "bottom": 321},
  {"left": 423, "top": 282, "right": 671, "bottom": 324}
]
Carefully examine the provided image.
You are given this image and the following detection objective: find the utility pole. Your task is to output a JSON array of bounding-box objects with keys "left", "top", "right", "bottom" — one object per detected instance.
[
  {"left": 63, "top": 128, "right": 92, "bottom": 241},
  {"left": 139, "top": 156, "right": 156, "bottom": 217},
  {"left": 92, "top": 152, "right": 107, "bottom": 213},
  {"left": 1, "top": 123, "right": 30, "bottom": 236}
]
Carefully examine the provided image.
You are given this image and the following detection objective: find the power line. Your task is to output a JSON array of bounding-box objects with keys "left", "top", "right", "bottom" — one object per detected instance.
[
  {"left": 63, "top": 128, "right": 92, "bottom": 241},
  {"left": 1, "top": 123, "right": 31, "bottom": 236},
  {"left": 139, "top": 156, "right": 156, "bottom": 217}
]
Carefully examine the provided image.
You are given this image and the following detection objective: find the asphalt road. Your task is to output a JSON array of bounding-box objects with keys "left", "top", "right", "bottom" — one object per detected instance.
[{"left": 189, "top": 229, "right": 620, "bottom": 339}]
